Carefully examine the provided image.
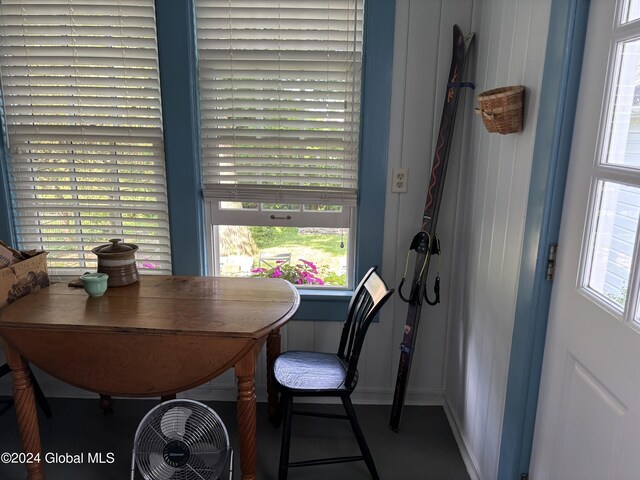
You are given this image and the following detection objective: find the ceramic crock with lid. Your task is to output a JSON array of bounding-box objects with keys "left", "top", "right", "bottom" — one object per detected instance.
[{"left": 91, "top": 238, "right": 139, "bottom": 287}]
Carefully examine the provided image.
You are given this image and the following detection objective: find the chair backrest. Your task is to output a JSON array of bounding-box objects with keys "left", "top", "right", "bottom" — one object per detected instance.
[
  {"left": 337, "top": 266, "right": 394, "bottom": 388},
  {"left": 259, "top": 252, "right": 291, "bottom": 269}
]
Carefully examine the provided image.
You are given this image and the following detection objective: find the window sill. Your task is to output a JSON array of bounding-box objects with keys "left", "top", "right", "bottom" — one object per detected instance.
[{"left": 294, "top": 288, "right": 353, "bottom": 321}]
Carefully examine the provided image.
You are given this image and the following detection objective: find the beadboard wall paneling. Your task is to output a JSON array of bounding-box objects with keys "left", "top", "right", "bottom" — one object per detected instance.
[
  {"left": 443, "top": 0, "right": 552, "bottom": 479},
  {"left": 383, "top": 0, "right": 474, "bottom": 405}
]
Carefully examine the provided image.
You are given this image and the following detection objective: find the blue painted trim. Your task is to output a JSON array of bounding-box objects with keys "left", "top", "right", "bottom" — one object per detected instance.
[
  {"left": 0, "top": 97, "right": 17, "bottom": 245},
  {"left": 291, "top": 0, "right": 396, "bottom": 321},
  {"left": 294, "top": 290, "right": 352, "bottom": 321},
  {"left": 497, "top": 0, "right": 590, "bottom": 478},
  {"left": 155, "top": 0, "right": 206, "bottom": 275},
  {"left": 354, "top": 0, "right": 395, "bottom": 280}
]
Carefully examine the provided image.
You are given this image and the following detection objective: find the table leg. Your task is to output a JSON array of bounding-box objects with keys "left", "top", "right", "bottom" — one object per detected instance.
[
  {"left": 235, "top": 346, "right": 258, "bottom": 480},
  {"left": 266, "top": 328, "right": 281, "bottom": 420},
  {"left": 5, "top": 345, "right": 45, "bottom": 480},
  {"left": 99, "top": 394, "right": 113, "bottom": 412}
]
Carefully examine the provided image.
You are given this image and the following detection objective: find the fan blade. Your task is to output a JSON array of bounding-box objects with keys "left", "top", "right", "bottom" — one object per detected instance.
[
  {"left": 147, "top": 452, "right": 176, "bottom": 480},
  {"left": 187, "top": 442, "right": 228, "bottom": 477},
  {"left": 160, "top": 406, "right": 193, "bottom": 439},
  {"left": 189, "top": 442, "right": 223, "bottom": 462}
]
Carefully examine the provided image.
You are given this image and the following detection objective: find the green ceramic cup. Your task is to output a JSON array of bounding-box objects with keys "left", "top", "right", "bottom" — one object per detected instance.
[{"left": 82, "top": 272, "right": 109, "bottom": 297}]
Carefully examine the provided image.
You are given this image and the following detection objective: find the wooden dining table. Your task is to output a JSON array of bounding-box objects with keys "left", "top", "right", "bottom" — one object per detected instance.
[{"left": 0, "top": 275, "right": 300, "bottom": 480}]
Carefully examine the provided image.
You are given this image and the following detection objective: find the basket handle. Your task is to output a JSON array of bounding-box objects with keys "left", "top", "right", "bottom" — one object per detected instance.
[{"left": 474, "top": 108, "right": 494, "bottom": 119}]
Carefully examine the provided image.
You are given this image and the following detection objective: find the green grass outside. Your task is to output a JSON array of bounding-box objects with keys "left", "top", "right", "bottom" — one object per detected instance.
[
  {"left": 249, "top": 226, "right": 345, "bottom": 255},
  {"left": 247, "top": 226, "right": 348, "bottom": 286}
]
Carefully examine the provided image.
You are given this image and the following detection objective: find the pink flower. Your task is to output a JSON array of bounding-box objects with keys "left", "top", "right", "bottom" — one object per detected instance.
[
  {"left": 250, "top": 256, "right": 325, "bottom": 285},
  {"left": 299, "top": 259, "right": 318, "bottom": 274}
]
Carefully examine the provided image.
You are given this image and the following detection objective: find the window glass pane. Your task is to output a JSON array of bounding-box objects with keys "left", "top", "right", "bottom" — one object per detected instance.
[
  {"left": 304, "top": 204, "right": 343, "bottom": 212},
  {"left": 216, "top": 225, "right": 348, "bottom": 287},
  {"left": 623, "top": 0, "right": 640, "bottom": 24},
  {"left": 219, "top": 202, "right": 344, "bottom": 213},
  {"left": 585, "top": 181, "right": 640, "bottom": 309},
  {"left": 220, "top": 201, "right": 258, "bottom": 211},
  {"left": 261, "top": 204, "right": 299, "bottom": 212},
  {"left": 604, "top": 38, "right": 640, "bottom": 167}
]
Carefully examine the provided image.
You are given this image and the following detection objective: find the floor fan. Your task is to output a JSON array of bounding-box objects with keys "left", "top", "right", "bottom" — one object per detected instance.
[{"left": 132, "top": 399, "right": 233, "bottom": 480}]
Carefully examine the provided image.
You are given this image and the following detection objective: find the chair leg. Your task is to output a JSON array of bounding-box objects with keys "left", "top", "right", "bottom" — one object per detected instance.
[
  {"left": 0, "top": 363, "right": 11, "bottom": 416},
  {"left": 0, "top": 399, "right": 13, "bottom": 417},
  {"left": 342, "top": 396, "right": 379, "bottom": 480},
  {"left": 270, "top": 390, "right": 285, "bottom": 428},
  {"left": 278, "top": 394, "right": 293, "bottom": 480}
]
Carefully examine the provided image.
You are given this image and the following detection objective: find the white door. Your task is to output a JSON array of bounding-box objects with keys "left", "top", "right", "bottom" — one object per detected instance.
[{"left": 530, "top": 1, "right": 640, "bottom": 479}]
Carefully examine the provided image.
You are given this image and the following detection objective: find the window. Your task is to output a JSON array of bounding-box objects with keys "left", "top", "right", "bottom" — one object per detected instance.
[
  {"left": 0, "top": 0, "right": 171, "bottom": 275},
  {"left": 581, "top": 0, "right": 640, "bottom": 324},
  {"left": 196, "top": 0, "right": 363, "bottom": 288}
]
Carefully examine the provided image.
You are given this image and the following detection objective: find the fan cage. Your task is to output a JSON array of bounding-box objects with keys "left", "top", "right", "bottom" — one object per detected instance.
[{"left": 132, "top": 399, "right": 231, "bottom": 480}]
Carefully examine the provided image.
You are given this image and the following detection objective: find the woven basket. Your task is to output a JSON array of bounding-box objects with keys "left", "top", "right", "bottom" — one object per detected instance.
[{"left": 475, "top": 86, "right": 524, "bottom": 134}]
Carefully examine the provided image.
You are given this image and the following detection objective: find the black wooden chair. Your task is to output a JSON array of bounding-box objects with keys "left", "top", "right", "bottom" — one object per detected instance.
[{"left": 273, "top": 266, "right": 394, "bottom": 480}]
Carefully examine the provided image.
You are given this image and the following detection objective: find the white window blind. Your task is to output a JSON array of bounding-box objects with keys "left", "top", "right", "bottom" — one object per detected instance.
[
  {"left": 0, "top": 0, "right": 171, "bottom": 275},
  {"left": 196, "top": 0, "right": 363, "bottom": 207}
]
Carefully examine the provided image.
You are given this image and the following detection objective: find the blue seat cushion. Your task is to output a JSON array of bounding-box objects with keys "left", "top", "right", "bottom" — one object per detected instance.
[{"left": 273, "top": 351, "right": 355, "bottom": 393}]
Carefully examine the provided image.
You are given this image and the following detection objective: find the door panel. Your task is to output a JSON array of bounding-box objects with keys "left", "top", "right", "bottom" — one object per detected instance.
[
  {"left": 553, "top": 355, "right": 626, "bottom": 480},
  {"left": 530, "top": 1, "right": 640, "bottom": 479}
]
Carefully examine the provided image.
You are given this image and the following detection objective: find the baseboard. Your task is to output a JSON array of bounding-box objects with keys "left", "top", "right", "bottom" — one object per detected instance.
[
  {"left": 443, "top": 397, "right": 482, "bottom": 480},
  {"left": 187, "top": 384, "right": 445, "bottom": 405},
  {"left": 0, "top": 374, "right": 445, "bottom": 406}
]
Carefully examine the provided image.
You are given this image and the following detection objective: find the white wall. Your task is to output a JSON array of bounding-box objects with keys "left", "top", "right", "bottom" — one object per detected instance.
[
  {"left": 443, "top": 0, "right": 552, "bottom": 479},
  {"left": 383, "top": 0, "right": 474, "bottom": 407}
]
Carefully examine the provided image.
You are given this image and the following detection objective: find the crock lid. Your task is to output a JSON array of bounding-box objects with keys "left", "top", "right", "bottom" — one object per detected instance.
[{"left": 92, "top": 238, "right": 139, "bottom": 255}]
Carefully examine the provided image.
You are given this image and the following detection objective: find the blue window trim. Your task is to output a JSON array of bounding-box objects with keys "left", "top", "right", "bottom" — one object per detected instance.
[
  {"left": 355, "top": 0, "right": 396, "bottom": 290},
  {"left": 0, "top": 0, "right": 395, "bottom": 322},
  {"left": 497, "top": 0, "right": 590, "bottom": 478},
  {"left": 294, "top": 289, "right": 354, "bottom": 321},
  {"left": 0, "top": 102, "right": 16, "bottom": 246},
  {"left": 155, "top": 0, "right": 207, "bottom": 276}
]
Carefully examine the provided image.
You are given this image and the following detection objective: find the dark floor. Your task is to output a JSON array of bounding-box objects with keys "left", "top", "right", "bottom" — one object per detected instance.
[{"left": 0, "top": 397, "right": 469, "bottom": 480}]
